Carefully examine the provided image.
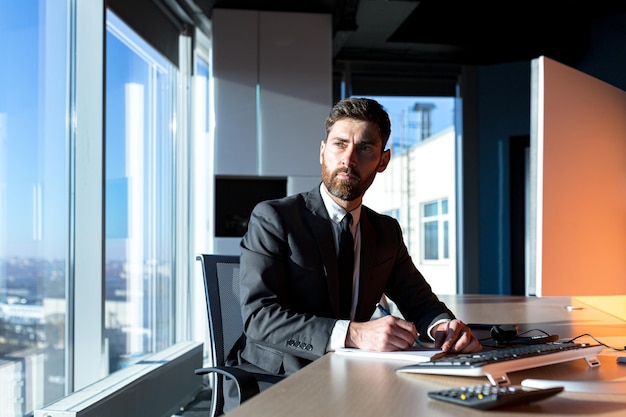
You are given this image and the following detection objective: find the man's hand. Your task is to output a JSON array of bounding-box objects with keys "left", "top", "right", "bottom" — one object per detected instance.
[
  {"left": 432, "top": 319, "right": 482, "bottom": 353},
  {"left": 345, "top": 315, "right": 419, "bottom": 351}
]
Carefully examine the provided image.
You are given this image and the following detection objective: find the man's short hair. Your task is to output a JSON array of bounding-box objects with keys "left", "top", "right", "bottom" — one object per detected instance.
[{"left": 325, "top": 97, "right": 391, "bottom": 149}]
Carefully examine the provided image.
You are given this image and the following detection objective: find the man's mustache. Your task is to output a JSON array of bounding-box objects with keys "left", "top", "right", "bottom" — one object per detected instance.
[{"left": 334, "top": 168, "right": 358, "bottom": 178}]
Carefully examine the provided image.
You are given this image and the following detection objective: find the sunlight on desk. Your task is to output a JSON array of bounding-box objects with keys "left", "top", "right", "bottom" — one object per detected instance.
[{"left": 574, "top": 296, "right": 626, "bottom": 321}]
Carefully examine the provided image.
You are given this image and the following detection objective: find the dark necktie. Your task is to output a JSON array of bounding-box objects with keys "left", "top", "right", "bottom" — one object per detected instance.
[{"left": 338, "top": 213, "right": 354, "bottom": 319}]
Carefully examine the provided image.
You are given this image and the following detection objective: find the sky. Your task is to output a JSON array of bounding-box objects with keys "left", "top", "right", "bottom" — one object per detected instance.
[{"left": 364, "top": 95, "right": 455, "bottom": 138}]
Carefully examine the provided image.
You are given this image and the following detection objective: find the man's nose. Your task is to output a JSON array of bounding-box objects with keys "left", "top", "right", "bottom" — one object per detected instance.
[{"left": 342, "top": 144, "right": 356, "bottom": 166}]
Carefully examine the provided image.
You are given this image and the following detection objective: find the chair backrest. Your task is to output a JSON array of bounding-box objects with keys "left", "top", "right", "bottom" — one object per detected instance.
[{"left": 196, "top": 254, "right": 243, "bottom": 416}]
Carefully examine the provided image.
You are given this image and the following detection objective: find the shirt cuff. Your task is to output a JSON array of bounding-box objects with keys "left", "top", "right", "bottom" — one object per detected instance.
[
  {"left": 327, "top": 319, "right": 350, "bottom": 351},
  {"left": 426, "top": 318, "right": 452, "bottom": 341}
]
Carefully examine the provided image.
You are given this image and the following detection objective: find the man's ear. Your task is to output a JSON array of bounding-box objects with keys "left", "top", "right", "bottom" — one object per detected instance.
[
  {"left": 319, "top": 140, "right": 325, "bottom": 164},
  {"left": 377, "top": 149, "right": 391, "bottom": 172}
]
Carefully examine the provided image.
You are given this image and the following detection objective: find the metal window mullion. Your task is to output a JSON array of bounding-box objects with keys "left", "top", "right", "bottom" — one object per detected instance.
[{"left": 73, "top": 0, "right": 106, "bottom": 391}]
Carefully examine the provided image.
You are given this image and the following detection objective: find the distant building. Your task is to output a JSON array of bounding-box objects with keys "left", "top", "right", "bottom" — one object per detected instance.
[{"left": 365, "top": 102, "right": 455, "bottom": 295}]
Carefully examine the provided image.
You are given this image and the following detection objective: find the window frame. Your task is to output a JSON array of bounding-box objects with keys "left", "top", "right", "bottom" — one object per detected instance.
[
  {"left": 421, "top": 198, "right": 450, "bottom": 264},
  {"left": 73, "top": 0, "right": 106, "bottom": 391}
]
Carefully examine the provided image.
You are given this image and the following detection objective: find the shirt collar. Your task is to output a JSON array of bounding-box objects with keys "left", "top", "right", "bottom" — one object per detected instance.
[{"left": 319, "top": 183, "right": 361, "bottom": 225}]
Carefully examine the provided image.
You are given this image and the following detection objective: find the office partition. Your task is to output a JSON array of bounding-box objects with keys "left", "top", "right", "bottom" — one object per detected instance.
[{"left": 529, "top": 56, "right": 626, "bottom": 296}]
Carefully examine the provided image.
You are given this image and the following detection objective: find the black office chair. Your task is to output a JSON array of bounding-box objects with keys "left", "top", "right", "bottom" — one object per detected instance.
[{"left": 195, "top": 254, "right": 260, "bottom": 417}]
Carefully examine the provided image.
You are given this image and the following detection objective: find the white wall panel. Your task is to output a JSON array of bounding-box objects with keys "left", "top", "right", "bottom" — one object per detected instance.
[
  {"left": 258, "top": 12, "right": 331, "bottom": 177},
  {"left": 212, "top": 9, "right": 258, "bottom": 175}
]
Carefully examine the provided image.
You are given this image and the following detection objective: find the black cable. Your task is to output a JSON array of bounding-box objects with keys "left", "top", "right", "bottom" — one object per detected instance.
[
  {"left": 564, "top": 333, "right": 626, "bottom": 351},
  {"left": 516, "top": 328, "right": 552, "bottom": 338}
]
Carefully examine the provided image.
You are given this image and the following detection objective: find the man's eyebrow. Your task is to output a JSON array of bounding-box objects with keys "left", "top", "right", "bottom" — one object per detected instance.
[
  {"left": 358, "top": 137, "right": 382, "bottom": 147},
  {"left": 360, "top": 136, "right": 378, "bottom": 143},
  {"left": 328, "top": 135, "right": 381, "bottom": 147}
]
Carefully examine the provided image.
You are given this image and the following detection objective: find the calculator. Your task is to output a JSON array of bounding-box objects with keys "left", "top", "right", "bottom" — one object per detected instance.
[{"left": 428, "top": 383, "right": 563, "bottom": 410}]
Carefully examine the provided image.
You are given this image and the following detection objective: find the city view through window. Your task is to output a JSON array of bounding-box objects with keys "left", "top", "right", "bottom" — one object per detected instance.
[{"left": 362, "top": 96, "right": 457, "bottom": 295}]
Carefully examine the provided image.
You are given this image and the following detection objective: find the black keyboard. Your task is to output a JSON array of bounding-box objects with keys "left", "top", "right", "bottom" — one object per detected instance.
[{"left": 396, "top": 342, "right": 603, "bottom": 386}]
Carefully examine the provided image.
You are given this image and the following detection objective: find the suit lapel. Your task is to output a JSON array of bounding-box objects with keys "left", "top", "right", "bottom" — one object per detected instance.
[{"left": 304, "top": 187, "right": 342, "bottom": 317}]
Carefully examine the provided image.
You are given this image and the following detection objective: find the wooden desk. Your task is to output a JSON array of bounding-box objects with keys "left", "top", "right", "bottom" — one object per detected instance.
[
  {"left": 437, "top": 295, "right": 626, "bottom": 339},
  {"left": 225, "top": 295, "right": 626, "bottom": 416}
]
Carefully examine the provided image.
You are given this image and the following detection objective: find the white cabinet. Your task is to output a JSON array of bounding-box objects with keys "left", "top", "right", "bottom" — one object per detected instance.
[{"left": 212, "top": 9, "right": 331, "bottom": 177}]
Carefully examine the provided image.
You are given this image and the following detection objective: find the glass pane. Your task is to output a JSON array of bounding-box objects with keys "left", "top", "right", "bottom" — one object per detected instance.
[
  {"left": 105, "top": 11, "right": 176, "bottom": 373},
  {"left": 0, "top": 1, "right": 69, "bottom": 415},
  {"left": 423, "top": 202, "right": 438, "bottom": 217},
  {"left": 441, "top": 198, "right": 448, "bottom": 215},
  {"left": 196, "top": 57, "right": 211, "bottom": 133},
  {"left": 424, "top": 221, "right": 439, "bottom": 260}
]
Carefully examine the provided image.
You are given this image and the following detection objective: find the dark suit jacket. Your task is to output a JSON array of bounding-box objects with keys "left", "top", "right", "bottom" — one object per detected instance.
[{"left": 236, "top": 184, "right": 454, "bottom": 377}]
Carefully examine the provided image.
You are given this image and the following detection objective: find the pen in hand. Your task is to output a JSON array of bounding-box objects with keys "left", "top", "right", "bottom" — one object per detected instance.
[{"left": 376, "top": 303, "right": 423, "bottom": 347}]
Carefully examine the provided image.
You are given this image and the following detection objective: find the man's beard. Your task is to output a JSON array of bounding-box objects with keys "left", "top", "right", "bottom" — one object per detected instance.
[{"left": 321, "top": 161, "right": 371, "bottom": 202}]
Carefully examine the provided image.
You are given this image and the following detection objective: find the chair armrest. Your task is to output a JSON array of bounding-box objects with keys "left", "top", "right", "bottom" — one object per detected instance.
[{"left": 195, "top": 366, "right": 261, "bottom": 403}]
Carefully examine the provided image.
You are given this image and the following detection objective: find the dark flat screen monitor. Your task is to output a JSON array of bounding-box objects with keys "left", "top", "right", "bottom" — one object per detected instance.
[{"left": 215, "top": 176, "right": 287, "bottom": 237}]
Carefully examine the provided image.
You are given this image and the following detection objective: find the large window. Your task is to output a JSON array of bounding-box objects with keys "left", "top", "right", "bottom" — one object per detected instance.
[
  {"left": 0, "top": 2, "right": 201, "bottom": 415},
  {"left": 105, "top": 11, "right": 177, "bottom": 372},
  {"left": 0, "top": 1, "right": 70, "bottom": 414}
]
